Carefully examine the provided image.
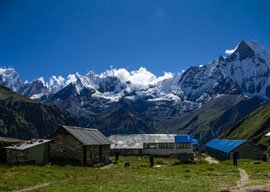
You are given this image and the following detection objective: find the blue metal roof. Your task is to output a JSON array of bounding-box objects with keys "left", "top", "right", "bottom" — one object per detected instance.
[
  {"left": 174, "top": 135, "right": 193, "bottom": 143},
  {"left": 192, "top": 139, "right": 198, "bottom": 145},
  {"left": 205, "top": 139, "right": 246, "bottom": 153}
]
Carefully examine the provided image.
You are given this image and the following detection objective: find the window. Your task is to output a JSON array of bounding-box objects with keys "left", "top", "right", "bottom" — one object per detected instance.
[
  {"left": 176, "top": 143, "right": 191, "bottom": 149},
  {"left": 168, "top": 143, "right": 174, "bottom": 149},
  {"left": 159, "top": 143, "right": 166, "bottom": 149},
  {"left": 158, "top": 143, "right": 174, "bottom": 149}
]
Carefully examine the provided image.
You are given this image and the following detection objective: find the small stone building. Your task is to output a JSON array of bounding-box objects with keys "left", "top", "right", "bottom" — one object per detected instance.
[
  {"left": 205, "top": 139, "right": 265, "bottom": 160},
  {"left": 0, "top": 137, "right": 22, "bottom": 163},
  {"left": 5, "top": 139, "right": 50, "bottom": 165},
  {"left": 50, "top": 126, "right": 111, "bottom": 166},
  {"left": 109, "top": 134, "right": 194, "bottom": 156}
]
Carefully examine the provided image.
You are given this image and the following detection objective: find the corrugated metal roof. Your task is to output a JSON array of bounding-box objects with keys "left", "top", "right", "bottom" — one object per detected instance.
[
  {"left": 205, "top": 139, "right": 246, "bottom": 153},
  {"left": 5, "top": 140, "right": 50, "bottom": 150},
  {"left": 266, "top": 132, "right": 270, "bottom": 136},
  {"left": 63, "top": 126, "right": 112, "bottom": 145},
  {"left": 192, "top": 139, "right": 198, "bottom": 145},
  {"left": 174, "top": 135, "right": 193, "bottom": 143},
  {"left": 109, "top": 134, "right": 193, "bottom": 149}
]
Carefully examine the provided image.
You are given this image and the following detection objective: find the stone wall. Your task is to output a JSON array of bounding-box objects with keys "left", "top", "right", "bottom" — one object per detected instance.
[
  {"left": 50, "top": 128, "right": 83, "bottom": 164},
  {"left": 207, "top": 142, "right": 265, "bottom": 161},
  {"left": 85, "top": 145, "right": 110, "bottom": 165},
  {"left": 0, "top": 141, "right": 21, "bottom": 163},
  {"left": 50, "top": 128, "right": 111, "bottom": 166},
  {"left": 6, "top": 149, "right": 28, "bottom": 165},
  {"left": 233, "top": 142, "right": 265, "bottom": 160}
]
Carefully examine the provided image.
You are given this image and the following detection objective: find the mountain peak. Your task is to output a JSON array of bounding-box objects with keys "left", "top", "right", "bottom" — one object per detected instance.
[
  {"left": 0, "top": 67, "right": 21, "bottom": 91},
  {"left": 232, "top": 40, "right": 255, "bottom": 60}
]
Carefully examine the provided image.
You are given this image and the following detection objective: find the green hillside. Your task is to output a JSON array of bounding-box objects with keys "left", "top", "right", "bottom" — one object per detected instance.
[
  {"left": 223, "top": 104, "right": 270, "bottom": 149},
  {"left": 0, "top": 86, "right": 78, "bottom": 139}
]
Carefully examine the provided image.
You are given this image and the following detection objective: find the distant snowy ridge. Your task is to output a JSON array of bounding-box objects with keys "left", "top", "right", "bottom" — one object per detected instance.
[
  {"left": 0, "top": 66, "right": 176, "bottom": 101},
  {"left": 1, "top": 39, "right": 270, "bottom": 104}
]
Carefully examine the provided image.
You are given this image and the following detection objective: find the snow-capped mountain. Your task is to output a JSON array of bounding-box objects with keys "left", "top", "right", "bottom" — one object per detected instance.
[
  {"left": 0, "top": 68, "right": 21, "bottom": 91},
  {"left": 0, "top": 40, "right": 269, "bottom": 141},
  {"left": 1, "top": 40, "right": 268, "bottom": 103},
  {"left": 222, "top": 40, "right": 270, "bottom": 99}
]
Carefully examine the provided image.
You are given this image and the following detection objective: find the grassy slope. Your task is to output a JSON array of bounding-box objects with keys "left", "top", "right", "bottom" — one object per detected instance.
[
  {"left": 0, "top": 86, "right": 35, "bottom": 102},
  {"left": 1, "top": 156, "right": 270, "bottom": 192},
  {"left": 0, "top": 156, "right": 241, "bottom": 192},
  {"left": 222, "top": 104, "right": 270, "bottom": 148}
]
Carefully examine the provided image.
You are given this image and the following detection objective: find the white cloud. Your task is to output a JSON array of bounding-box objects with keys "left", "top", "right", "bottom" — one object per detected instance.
[
  {"left": 156, "top": 72, "right": 173, "bottom": 82},
  {"left": 129, "top": 67, "right": 156, "bottom": 87},
  {"left": 225, "top": 48, "right": 236, "bottom": 55},
  {"left": 101, "top": 67, "right": 173, "bottom": 89}
]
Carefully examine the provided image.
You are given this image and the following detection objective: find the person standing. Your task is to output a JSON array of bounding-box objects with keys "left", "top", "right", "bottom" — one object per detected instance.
[
  {"left": 149, "top": 155, "right": 154, "bottom": 168},
  {"left": 114, "top": 150, "right": 120, "bottom": 162},
  {"left": 232, "top": 151, "right": 238, "bottom": 167}
]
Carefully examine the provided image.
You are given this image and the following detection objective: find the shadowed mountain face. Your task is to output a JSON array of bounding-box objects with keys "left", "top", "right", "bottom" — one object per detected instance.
[
  {"left": 0, "top": 86, "right": 78, "bottom": 139},
  {"left": 0, "top": 40, "right": 270, "bottom": 143},
  {"left": 229, "top": 40, "right": 255, "bottom": 61}
]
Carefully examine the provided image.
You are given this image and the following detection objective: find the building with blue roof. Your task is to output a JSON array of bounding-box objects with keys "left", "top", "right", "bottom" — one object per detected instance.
[
  {"left": 205, "top": 139, "right": 265, "bottom": 160},
  {"left": 174, "top": 135, "right": 193, "bottom": 143}
]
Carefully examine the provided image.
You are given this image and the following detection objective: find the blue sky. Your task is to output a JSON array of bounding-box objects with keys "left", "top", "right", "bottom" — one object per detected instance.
[{"left": 0, "top": 0, "right": 270, "bottom": 81}]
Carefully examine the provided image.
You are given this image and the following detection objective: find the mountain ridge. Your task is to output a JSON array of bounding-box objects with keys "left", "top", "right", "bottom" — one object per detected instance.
[
  {"left": 1, "top": 39, "right": 270, "bottom": 143},
  {"left": 0, "top": 85, "right": 78, "bottom": 139}
]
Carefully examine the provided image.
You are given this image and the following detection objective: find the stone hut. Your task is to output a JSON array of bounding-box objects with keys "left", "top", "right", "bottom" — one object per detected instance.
[
  {"left": 5, "top": 139, "right": 50, "bottom": 165},
  {"left": 50, "top": 126, "right": 111, "bottom": 166},
  {"left": 205, "top": 139, "right": 265, "bottom": 160}
]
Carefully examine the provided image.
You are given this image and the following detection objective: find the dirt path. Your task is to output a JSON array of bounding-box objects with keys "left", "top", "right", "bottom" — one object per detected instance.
[
  {"left": 204, "top": 156, "right": 219, "bottom": 164},
  {"left": 221, "top": 168, "right": 270, "bottom": 192},
  {"left": 220, "top": 168, "right": 249, "bottom": 192},
  {"left": 13, "top": 183, "right": 50, "bottom": 192},
  {"left": 234, "top": 168, "right": 249, "bottom": 191}
]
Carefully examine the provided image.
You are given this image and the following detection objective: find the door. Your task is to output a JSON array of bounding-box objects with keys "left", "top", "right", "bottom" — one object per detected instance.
[
  {"left": 99, "top": 145, "right": 103, "bottom": 163},
  {"left": 83, "top": 146, "right": 87, "bottom": 165}
]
